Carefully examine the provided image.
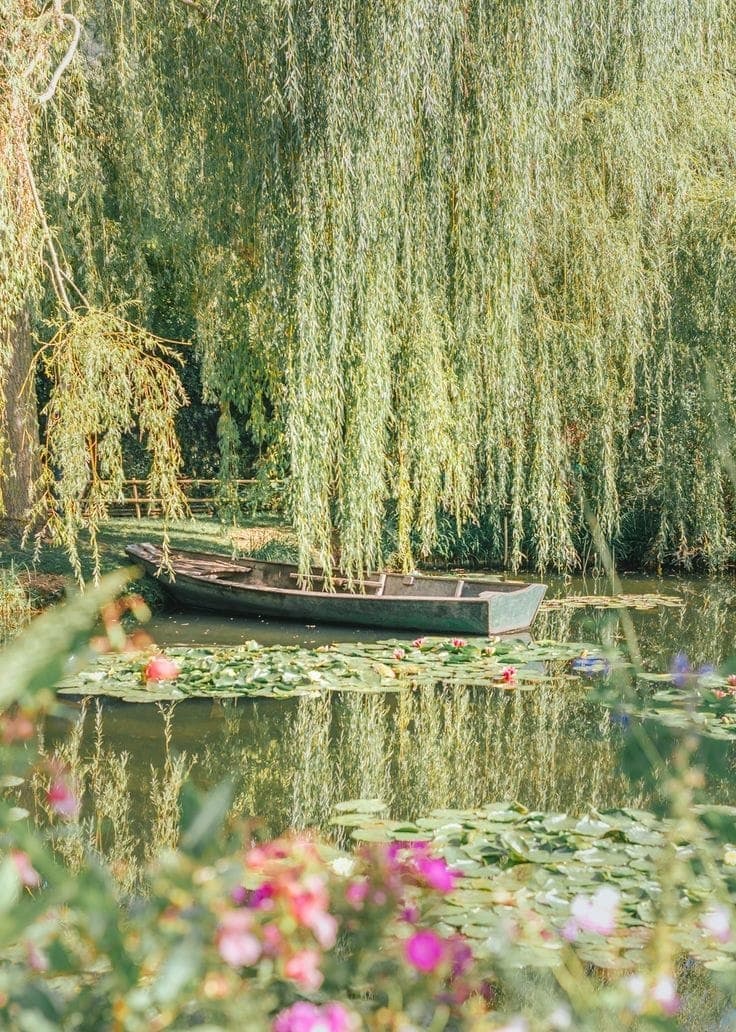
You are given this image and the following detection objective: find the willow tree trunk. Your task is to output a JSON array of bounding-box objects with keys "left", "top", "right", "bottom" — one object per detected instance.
[{"left": 1, "top": 308, "right": 40, "bottom": 520}]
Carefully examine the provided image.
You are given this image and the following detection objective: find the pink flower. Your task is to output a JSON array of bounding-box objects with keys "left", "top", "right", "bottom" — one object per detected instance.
[
  {"left": 701, "top": 905, "right": 732, "bottom": 943},
  {"left": 273, "top": 1001, "right": 358, "bottom": 1032},
  {"left": 216, "top": 910, "right": 262, "bottom": 967},
  {"left": 26, "top": 943, "right": 48, "bottom": 972},
  {"left": 310, "top": 910, "right": 338, "bottom": 949},
  {"left": 728, "top": 674, "right": 736, "bottom": 688},
  {"left": 405, "top": 929, "right": 445, "bottom": 973},
  {"left": 345, "top": 878, "right": 369, "bottom": 908},
  {"left": 563, "top": 886, "right": 619, "bottom": 940},
  {"left": 450, "top": 638, "right": 467, "bottom": 649},
  {"left": 416, "top": 855, "right": 459, "bottom": 894},
  {"left": 651, "top": 974, "right": 681, "bottom": 1016},
  {"left": 393, "top": 647, "right": 406, "bottom": 661},
  {"left": 714, "top": 689, "right": 728, "bottom": 699},
  {"left": 400, "top": 904, "right": 420, "bottom": 923},
  {"left": 47, "top": 776, "right": 80, "bottom": 820},
  {"left": 284, "top": 948, "right": 323, "bottom": 990},
  {"left": 10, "top": 851, "right": 40, "bottom": 889},
  {"left": 501, "top": 665, "right": 517, "bottom": 683},
  {"left": 448, "top": 935, "right": 474, "bottom": 976},
  {"left": 412, "top": 637, "right": 427, "bottom": 648},
  {"left": 143, "top": 654, "right": 180, "bottom": 682}
]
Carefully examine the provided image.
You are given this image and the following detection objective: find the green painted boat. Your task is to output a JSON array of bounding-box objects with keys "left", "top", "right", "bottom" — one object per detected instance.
[{"left": 125, "top": 543, "right": 546, "bottom": 635}]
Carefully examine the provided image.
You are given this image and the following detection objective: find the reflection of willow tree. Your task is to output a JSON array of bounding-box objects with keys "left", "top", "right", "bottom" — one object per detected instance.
[
  {"left": 288, "top": 685, "right": 643, "bottom": 830},
  {"left": 5, "top": 2, "right": 736, "bottom": 576}
]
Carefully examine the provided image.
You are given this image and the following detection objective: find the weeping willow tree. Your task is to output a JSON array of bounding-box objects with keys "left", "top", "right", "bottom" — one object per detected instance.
[
  {"left": 0, "top": 1, "right": 187, "bottom": 577},
  {"left": 258, "top": 0, "right": 736, "bottom": 577},
  {"left": 4, "top": 0, "right": 736, "bottom": 578}
]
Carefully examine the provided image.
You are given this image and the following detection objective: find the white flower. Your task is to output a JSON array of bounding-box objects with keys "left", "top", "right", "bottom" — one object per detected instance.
[{"left": 330, "top": 856, "right": 356, "bottom": 877}]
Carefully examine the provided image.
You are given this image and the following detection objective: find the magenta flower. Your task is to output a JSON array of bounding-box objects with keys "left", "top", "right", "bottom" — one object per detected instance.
[
  {"left": 501, "top": 665, "right": 517, "bottom": 684},
  {"left": 47, "top": 776, "right": 80, "bottom": 820},
  {"left": 416, "top": 855, "right": 459, "bottom": 893},
  {"left": 216, "top": 910, "right": 262, "bottom": 967},
  {"left": 273, "top": 1001, "right": 357, "bottom": 1032},
  {"left": 405, "top": 928, "right": 445, "bottom": 973},
  {"left": 345, "top": 878, "right": 369, "bottom": 908}
]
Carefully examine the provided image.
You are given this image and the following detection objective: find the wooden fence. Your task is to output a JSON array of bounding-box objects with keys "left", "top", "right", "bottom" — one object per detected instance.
[{"left": 107, "top": 479, "right": 259, "bottom": 518}]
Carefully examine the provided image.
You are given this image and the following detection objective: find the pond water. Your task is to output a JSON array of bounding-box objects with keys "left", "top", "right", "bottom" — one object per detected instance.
[{"left": 44, "top": 572, "right": 736, "bottom": 849}]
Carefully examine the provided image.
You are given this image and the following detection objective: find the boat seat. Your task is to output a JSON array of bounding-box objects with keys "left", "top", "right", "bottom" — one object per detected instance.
[
  {"left": 200, "top": 564, "right": 253, "bottom": 579},
  {"left": 288, "top": 572, "right": 382, "bottom": 589},
  {"left": 454, "top": 579, "right": 465, "bottom": 598}
]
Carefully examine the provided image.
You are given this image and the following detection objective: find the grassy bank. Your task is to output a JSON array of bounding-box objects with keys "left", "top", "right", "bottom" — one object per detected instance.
[{"left": 0, "top": 515, "right": 295, "bottom": 611}]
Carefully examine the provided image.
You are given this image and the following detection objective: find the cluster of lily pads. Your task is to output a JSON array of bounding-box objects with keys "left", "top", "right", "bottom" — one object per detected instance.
[
  {"left": 56, "top": 636, "right": 593, "bottom": 703},
  {"left": 331, "top": 800, "right": 736, "bottom": 972}
]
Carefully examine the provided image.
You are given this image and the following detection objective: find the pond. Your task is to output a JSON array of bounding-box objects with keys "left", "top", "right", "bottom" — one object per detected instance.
[{"left": 43, "top": 572, "right": 736, "bottom": 854}]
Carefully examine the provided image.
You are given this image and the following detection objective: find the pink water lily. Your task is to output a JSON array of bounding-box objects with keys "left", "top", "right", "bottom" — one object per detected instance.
[
  {"left": 393, "top": 647, "right": 406, "bottom": 660},
  {"left": 501, "top": 665, "right": 517, "bottom": 684},
  {"left": 143, "top": 654, "right": 180, "bottom": 682},
  {"left": 450, "top": 638, "right": 467, "bottom": 649}
]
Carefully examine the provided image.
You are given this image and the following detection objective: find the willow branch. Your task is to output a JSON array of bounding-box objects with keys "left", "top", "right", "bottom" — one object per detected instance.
[
  {"left": 37, "top": 11, "right": 81, "bottom": 105},
  {"left": 20, "top": 144, "right": 72, "bottom": 315}
]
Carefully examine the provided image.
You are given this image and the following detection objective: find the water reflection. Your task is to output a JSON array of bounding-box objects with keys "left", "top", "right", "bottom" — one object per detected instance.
[{"left": 39, "top": 572, "right": 736, "bottom": 879}]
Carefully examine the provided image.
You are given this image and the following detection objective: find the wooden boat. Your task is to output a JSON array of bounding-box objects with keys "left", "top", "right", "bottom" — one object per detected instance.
[{"left": 125, "top": 543, "right": 546, "bottom": 636}]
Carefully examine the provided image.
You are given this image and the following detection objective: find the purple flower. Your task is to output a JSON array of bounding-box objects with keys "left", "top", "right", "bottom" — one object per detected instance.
[
  {"left": 405, "top": 929, "right": 445, "bottom": 973},
  {"left": 671, "top": 652, "right": 691, "bottom": 688}
]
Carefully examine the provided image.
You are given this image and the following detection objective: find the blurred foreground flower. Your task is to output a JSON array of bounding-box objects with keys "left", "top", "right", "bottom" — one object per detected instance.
[
  {"left": 143, "top": 654, "right": 180, "bottom": 682},
  {"left": 272, "top": 1001, "right": 358, "bottom": 1032},
  {"left": 563, "top": 885, "right": 619, "bottom": 939}
]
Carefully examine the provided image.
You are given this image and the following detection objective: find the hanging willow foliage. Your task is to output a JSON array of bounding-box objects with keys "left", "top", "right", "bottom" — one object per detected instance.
[
  {"left": 257, "top": 0, "right": 736, "bottom": 576},
  {"left": 6, "top": 0, "right": 736, "bottom": 578},
  {"left": 1, "top": 1, "right": 188, "bottom": 579}
]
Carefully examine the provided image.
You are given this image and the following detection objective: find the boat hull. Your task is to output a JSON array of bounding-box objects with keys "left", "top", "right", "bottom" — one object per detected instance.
[{"left": 125, "top": 545, "right": 546, "bottom": 635}]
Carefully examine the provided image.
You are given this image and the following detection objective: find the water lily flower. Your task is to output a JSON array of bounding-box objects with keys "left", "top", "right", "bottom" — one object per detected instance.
[
  {"left": 405, "top": 928, "right": 445, "bottom": 973},
  {"left": 26, "top": 942, "right": 49, "bottom": 973},
  {"left": 284, "top": 948, "right": 323, "bottom": 990},
  {"left": 143, "top": 654, "right": 180, "bottom": 682},
  {"left": 563, "top": 885, "right": 619, "bottom": 939},
  {"left": 216, "top": 910, "right": 262, "bottom": 967},
  {"left": 701, "top": 905, "right": 732, "bottom": 943},
  {"left": 412, "top": 637, "right": 427, "bottom": 648},
  {"left": 728, "top": 674, "right": 736, "bottom": 688},
  {"left": 501, "top": 665, "right": 517, "bottom": 684},
  {"left": 10, "top": 851, "right": 41, "bottom": 889},
  {"left": 450, "top": 638, "right": 467, "bottom": 649},
  {"left": 330, "top": 856, "right": 356, "bottom": 877},
  {"left": 273, "top": 1001, "right": 358, "bottom": 1032},
  {"left": 393, "top": 647, "right": 406, "bottom": 661},
  {"left": 47, "top": 775, "right": 80, "bottom": 820}
]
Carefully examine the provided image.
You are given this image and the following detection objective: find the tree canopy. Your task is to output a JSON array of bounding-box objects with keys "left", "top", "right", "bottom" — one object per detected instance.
[{"left": 3, "top": 0, "right": 736, "bottom": 576}]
